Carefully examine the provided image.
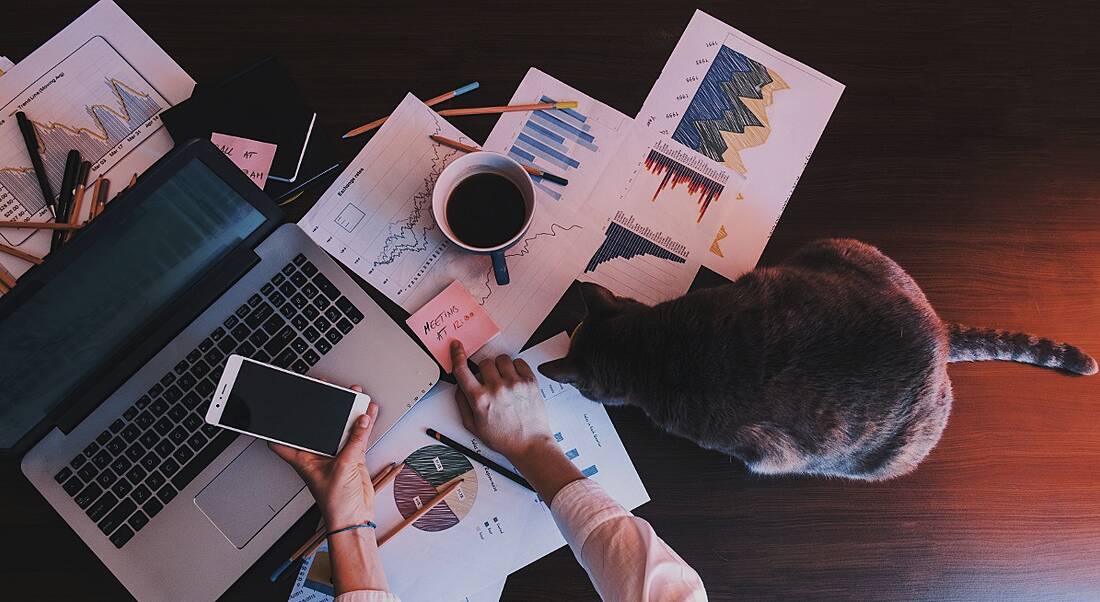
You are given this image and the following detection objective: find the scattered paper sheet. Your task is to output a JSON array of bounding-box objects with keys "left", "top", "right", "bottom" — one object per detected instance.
[
  {"left": 0, "top": 0, "right": 194, "bottom": 279},
  {"left": 211, "top": 132, "right": 277, "bottom": 188},
  {"left": 407, "top": 280, "right": 500, "bottom": 372}
]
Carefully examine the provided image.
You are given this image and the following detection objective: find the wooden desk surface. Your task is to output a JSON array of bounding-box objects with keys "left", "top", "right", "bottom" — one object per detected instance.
[{"left": 5, "top": 1, "right": 1099, "bottom": 600}]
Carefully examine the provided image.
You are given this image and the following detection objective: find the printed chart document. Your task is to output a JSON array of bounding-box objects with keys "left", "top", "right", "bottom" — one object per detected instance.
[
  {"left": 299, "top": 94, "right": 592, "bottom": 357},
  {"left": 0, "top": 0, "right": 195, "bottom": 279},
  {"left": 629, "top": 9, "right": 845, "bottom": 282},
  {"left": 289, "top": 333, "right": 648, "bottom": 601}
]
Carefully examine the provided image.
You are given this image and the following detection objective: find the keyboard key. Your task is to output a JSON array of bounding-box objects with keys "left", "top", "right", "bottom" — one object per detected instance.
[
  {"left": 324, "top": 306, "right": 342, "bottom": 322},
  {"left": 279, "top": 281, "right": 296, "bottom": 298},
  {"left": 303, "top": 304, "right": 319, "bottom": 320},
  {"left": 217, "top": 336, "right": 236, "bottom": 354},
  {"left": 231, "top": 323, "right": 250, "bottom": 341},
  {"left": 70, "top": 454, "right": 87, "bottom": 470},
  {"left": 303, "top": 350, "right": 321, "bottom": 366},
  {"left": 167, "top": 404, "right": 187, "bottom": 422},
  {"left": 314, "top": 316, "right": 331, "bottom": 332},
  {"left": 312, "top": 295, "right": 330, "bottom": 311},
  {"left": 63, "top": 476, "right": 84, "bottom": 496},
  {"left": 123, "top": 406, "right": 138, "bottom": 421},
  {"left": 110, "top": 477, "right": 133, "bottom": 499},
  {"left": 95, "top": 470, "right": 117, "bottom": 489},
  {"left": 272, "top": 272, "right": 286, "bottom": 285},
  {"left": 146, "top": 470, "right": 166, "bottom": 491},
  {"left": 143, "top": 498, "right": 164, "bottom": 518},
  {"left": 237, "top": 340, "right": 257, "bottom": 357},
  {"left": 128, "top": 510, "right": 149, "bottom": 533},
  {"left": 291, "top": 315, "right": 309, "bottom": 330},
  {"left": 303, "top": 326, "right": 321, "bottom": 343},
  {"left": 125, "top": 464, "right": 147, "bottom": 485},
  {"left": 281, "top": 263, "right": 295, "bottom": 276},
  {"left": 154, "top": 439, "right": 175, "bottom": 459},
  {"left": 98, "top": 498, "right": 136, "bottom": 535},
  {"left": 172, "top": 444, "right": 194, "bottom": 464},
  {"left": 140, "top": 452, "right": 160, "bottom": 471},
  {"left": 290, "top": 293, "right": 308, "bottom": 309},
  {"left": 107, "top": 436, "right": 127, "bottom": 455},
  {"left": 325, "top": 329, "right": 343, "bottom": 345},
  {"left": 96, "top": 431, "right": 112, "bottom": 446},
  {"left": 124, "top": 442, "right": 145, "bottom": 463},
  {"left": 153, "top": 417, "right": 174, "bottom": 437},
  {"left": 301, "top": 261, "right": 318, "bottom": 276},
  {"left": 290, "top": 338, "right": 309, "bottom": 354},
  {"left": 160, "top": 372, "right": 176, "bottom": 387},
  {"left": 109, "top": 457, "right": 131, "bottom": 477},
  {"left": 131, "top": 484, "right": 152, "bottom": 505},
  {"left": 248, "top": 293, "right": 263, "bottom": 307},
  {"left": 301, "top": 283, "right": 319, "bottom": 299},
  {"left": 160, "top": 458, "right": 180, "bottom": 478},
  {"left": 54, "top": 467, "right": 73, "bottom": 484},
  {"left": 78, "top": 463, "right": 98, "bottom": 482},
  {"left": 171, "top": 430, "right": 236, "bottom": 491},
  {"left": 186, "top": 349, "right": 202, "bottom": 363},
  {"left": 169, "top": 426, "right": 189, "bottom": 445},
  {"left": 293, "top": 253, "right": 307, "bottom": 266},
  {"left": 139, "top": 430, "right": 159, "bottom": 449},
  {"left": 150, "top": 398, "right": 169, "bottom": 415},
  {"left": 223, "top": 314, "right": 239, "bottom": 330},
  {"left": 205, "top": 348, "right": 225, "bottom": 367},
  {"left": 184, "top": 412, "right": 204, "bottom": 431},
  {"left": 235, "top": 303, "right": 251, "bottom": 318},
  {"left": 279, "top": 302, "right": 296, "bottom": 318},
  {"left": 262, "top": 313, "right": 286, "bottom": 335},
  {"left": 164, "top": 385, "right": 183, "bottom": 403},
  {"left": 92, "top": 449, "right": 112, "bottom": 469},
  {"left": 177, "top": 373, "right": 197, "bottom": 392},
  {"left": 136, "top": 410, "right": 156, "bottom": 430},
  {"left": 248, "top": 329, "right": 269, "bottom": 348},
  {"left": 110, "top": 419, "right": 125, "bottom": 434},
  {"left": 75, "top": 483, "right": 103, "bottom": 509},
  {"left": 87, "top": 492, "right": 119, "bottom": 522},
  {"left": 121, "top": 423, "right": 141, "bottom": 442},
  {"left": 315, "top": 338, "right": 332, "bottom": 355},
  {"left": 136, "top": 395, "right": 151, "bottom": 410},
  {"left": 290, "top": 271, "right": 308, "bottom": 287},
  {"left": 291, "top": 359, "right": 310, "bottom": 374},
  {"left": 181, "top": 391, "right": 202, "bottom": 410},
  {"left": 187, "top": 431, "right": 207, "bottom": 451},
  {"left": 263, "top": 325, "right": 296, "bottom": 356},
  {"left": 269, "top": 291, "right": 286, "bottom": 307},
  {"left": 198, "top": 338, "right": 214, "bottom": 353},
  {"left": 201, "top": 422, "right": 221, "bottom": 438},
  {"left": 109, "top": 525, "right": 135, "bottom": 549},
  {"left": 254, "top": 350, "right": 271, "bottom": 363},
  {"left": 261, "top": 282, "right": 274, "bottom": 295},
  {"left": 157, "top": 483, "right": 178, "bottom": 504},
  {"left": 313, "top": 273, "right": 340, "bottom": 300},
  {"left": 336, "top": 318, "right": 354, "bottom": 334},
  {"left": 273, "top": 348, "right": 297, "bottom": 369},
  {"left": 195, "top": 378, "right": 216, "bottom": 397}
]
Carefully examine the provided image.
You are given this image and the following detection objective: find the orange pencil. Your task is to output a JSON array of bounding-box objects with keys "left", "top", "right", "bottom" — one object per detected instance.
[
  {"left": 342, "top": 82, "right": 480, "bottom": 139},
  {"left": 436, "top": 101, "right": 577, "bottom": 118}
]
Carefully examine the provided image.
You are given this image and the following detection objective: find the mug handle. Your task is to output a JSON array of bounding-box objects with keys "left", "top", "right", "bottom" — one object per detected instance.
[{"left": 491, "top": 251, "right": 510, "bottom": 285}]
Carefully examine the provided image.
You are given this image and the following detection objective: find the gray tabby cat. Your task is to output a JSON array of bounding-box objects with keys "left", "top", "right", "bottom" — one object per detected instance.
[{"left": 539, "top": 239, "right": 1095, "bottom": 480}]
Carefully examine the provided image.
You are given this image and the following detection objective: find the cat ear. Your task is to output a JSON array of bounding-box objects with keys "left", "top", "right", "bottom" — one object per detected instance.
[
  {"left": 538, "top": 358, "right": 581, "bottom": 385},
  {"left": 579, "top": 282, "right": 622, "bottom": 319}
]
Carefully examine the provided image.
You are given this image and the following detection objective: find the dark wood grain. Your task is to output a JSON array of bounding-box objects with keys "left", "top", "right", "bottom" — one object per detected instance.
[{"left": 4, "top": 1, "right": 1099, "bottom": 600}]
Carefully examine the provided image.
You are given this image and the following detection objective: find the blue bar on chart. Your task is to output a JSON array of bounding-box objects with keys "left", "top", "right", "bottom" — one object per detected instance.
[
  {"left": 506, "top": 96, "right": 601, "bottom": 201},
  {"left": 552, "top": 432, "right": 599, "bottom": 477}
]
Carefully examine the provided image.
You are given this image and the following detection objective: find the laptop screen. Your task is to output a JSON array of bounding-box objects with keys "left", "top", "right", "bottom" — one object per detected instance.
[{"left": 0, "top": 159, "right": 266, "bottom": 448}]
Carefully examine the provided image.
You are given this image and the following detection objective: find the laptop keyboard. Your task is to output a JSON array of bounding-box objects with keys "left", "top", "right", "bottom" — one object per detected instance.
[{"left": 51, "top": 254, "right": 365, "bottom": 549}]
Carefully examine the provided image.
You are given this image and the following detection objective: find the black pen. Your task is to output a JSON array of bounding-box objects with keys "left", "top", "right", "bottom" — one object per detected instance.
[
  {"left": 53, "top": 150, "right": 81, "bottom": 251},
  {"left": 426, "top": 428, "right": 535, "bottom": 492},
  {"left": 15, "top": 112, "right": 55, "bottom": 214}
]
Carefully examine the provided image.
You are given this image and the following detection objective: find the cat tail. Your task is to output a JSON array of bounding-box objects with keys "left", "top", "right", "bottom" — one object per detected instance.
[{"left": 947, "top": 323, "right": 1098, "bottom": 375}]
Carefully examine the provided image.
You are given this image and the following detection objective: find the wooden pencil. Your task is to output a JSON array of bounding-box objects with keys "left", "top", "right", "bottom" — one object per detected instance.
[
  {"left": 127, "top": 173, "right": 137, "bottom": 189},
  {"left": 87, "top": 177, "right": 104, "bottom": 221},
  {"left": 0, "top": 263, "right": 16, "bottom": 288},
  {"left": 342, "top": 81, "right": 480, "bottom": 139},
  {"left": 0, "top": 280, "right": 8, "bottom": 294},
  {"left": 429, "top": 135, "right": 569, "bottom": 186},
  {"left": 0, "top": 243, "right": 43, "bottom": 265},
  {"left": 378, "top": 478, "right": 463, "bottom": 547},
  {"left": 436, "top": 101, "right": 577, "bottom": 118},
  {"left": 64, "top": 182, "right": 89, "bottom": 242},
  {"left": 0, "top": 221, "right": 82, "bottom": 231}
]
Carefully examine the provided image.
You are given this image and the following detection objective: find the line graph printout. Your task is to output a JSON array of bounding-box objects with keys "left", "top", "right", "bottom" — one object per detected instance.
[
  {"left": 300, "top": 94, "right": 593, "bottom": 357},
  {"left": 632, "top": 9, "right": 844, "bottom": 282},
  {"left": 0, "top": 0, "right": 194, "bottom": 279}
]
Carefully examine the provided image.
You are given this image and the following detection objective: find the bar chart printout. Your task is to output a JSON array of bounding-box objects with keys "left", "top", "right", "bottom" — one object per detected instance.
[
  {"left": 507, "top": 96, "right": 595, "bottom": 200},
  {"left": 580, "top": 211, "right": 697, "bottom": 306}
]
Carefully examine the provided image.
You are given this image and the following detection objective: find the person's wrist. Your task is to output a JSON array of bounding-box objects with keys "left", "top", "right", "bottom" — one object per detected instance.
[
  {"left": 322, "top": 504, "right": 374, "bottom": 531},
  {"left": 508, "top": 436, "right": 562, "bottom": 471}
]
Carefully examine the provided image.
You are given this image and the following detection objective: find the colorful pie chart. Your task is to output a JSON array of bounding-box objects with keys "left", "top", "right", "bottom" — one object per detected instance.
[{"left": 393, "top": 444, "right": 478, "bottom": 532}]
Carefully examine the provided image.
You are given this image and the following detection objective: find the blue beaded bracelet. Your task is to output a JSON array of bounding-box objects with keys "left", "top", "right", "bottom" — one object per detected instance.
[{"left": 326, "top": 521, "right": 377, "bottom": 538}]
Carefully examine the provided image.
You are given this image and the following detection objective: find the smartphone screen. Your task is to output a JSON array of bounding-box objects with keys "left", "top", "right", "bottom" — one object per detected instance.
[{"left": 221, "top": 360, "right": 356, "bottom": 456}]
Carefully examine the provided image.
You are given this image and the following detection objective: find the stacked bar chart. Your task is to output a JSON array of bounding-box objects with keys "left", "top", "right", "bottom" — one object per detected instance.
[
  {"left": 507, "top": 95, "right": 598, "bottom": 200},
  {"left": 585, "top": 211, "right": 688, "bottom": 273}
]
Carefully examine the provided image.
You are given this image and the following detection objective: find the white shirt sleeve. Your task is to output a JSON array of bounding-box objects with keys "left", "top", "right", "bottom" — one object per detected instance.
[
  {"left": 549, "top": 478, "right": 708, "bottom": 602},
  {"left": 333, "top": 590, "right": 401, "bottom": 602}
]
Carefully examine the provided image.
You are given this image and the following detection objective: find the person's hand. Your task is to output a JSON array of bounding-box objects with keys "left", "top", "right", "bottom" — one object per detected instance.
[
  {"left": 270, "top": 385, "right": 377, "bottom": 529},
  {"left": 450, "top": 341, "right": 554, "bottom": 465}
]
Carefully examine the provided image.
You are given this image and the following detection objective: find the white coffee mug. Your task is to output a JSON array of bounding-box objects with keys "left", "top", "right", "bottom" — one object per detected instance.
[{"left": 432, "top": 151, "right": 536, "bottom": 285}]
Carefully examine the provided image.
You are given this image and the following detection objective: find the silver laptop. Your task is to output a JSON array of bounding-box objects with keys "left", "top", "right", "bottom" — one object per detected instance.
[{"left": 4, "top": 140, "right": 440, "bottom": 601}]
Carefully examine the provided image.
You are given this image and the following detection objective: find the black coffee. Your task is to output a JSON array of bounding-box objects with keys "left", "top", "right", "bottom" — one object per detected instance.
[{"left": 445, "top": 172, "right": 527, "bottom": 249}]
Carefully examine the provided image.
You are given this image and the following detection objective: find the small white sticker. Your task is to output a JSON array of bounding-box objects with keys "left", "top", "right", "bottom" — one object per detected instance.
[
  {"left": 455, "top": 486, "right": 465, "bottom": 500},
  {"left": 432, "top": 456, "right": 444, "bottom": 471},
  {"left": 412, "top": 495, "right": 423, "bottom": 509}
]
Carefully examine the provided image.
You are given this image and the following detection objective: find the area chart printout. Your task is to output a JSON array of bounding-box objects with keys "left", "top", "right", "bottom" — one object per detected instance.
[
  {"left": 306, "top": 334, "right": 647, "bottom": 601},
  {"left": 301, "top": 94, "right": 592, "bottom": 357},
  {"left": 633, "top": 9, "right": 844, "bottom": 282},
  {"left": 0, "top": 0, "right": 194, "bottom": 280}
]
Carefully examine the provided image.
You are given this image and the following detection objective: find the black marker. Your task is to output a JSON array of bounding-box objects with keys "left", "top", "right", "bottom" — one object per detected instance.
[
  {"left": 53, "top": 150, "right": 81, "bottom": 251},
  {"left": 426, "top": 428, "right": 535, "bottom": 492},
  {"left": 15, "top": 112, "right": 55, "bottom": 213}
]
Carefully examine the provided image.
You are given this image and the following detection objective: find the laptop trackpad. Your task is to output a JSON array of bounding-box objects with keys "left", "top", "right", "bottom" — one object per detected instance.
[{"left": 194, "top": 438, "right": 305, "bottom": 549}]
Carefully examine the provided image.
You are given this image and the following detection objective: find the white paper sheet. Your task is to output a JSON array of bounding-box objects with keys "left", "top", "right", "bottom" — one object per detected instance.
[
  {"left": 0, "top": 0, "right": 195, "bottom": 279},
  {"left": 631, "top": 9, "right": 845, "bottom": 282},
  {"left": 299, "top": 94, "right": 593, "bottom": 357}
]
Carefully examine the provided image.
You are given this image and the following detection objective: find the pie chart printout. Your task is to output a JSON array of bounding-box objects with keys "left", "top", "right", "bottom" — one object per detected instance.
[{"left": 393, "top": 444, "right": 478, "bottom": 532}]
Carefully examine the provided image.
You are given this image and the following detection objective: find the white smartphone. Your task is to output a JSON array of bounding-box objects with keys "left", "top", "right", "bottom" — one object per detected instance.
[{"left": 205, "top": 355, "right": 371, "bottom": 457}]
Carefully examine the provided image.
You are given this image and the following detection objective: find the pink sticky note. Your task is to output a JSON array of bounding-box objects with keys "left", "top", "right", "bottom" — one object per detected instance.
[
  {"left": 211, "top": 132, "right": 278, "bottom": 188},
  {"left": 407, "top": 281, "right": 500, "bottom": 373}
]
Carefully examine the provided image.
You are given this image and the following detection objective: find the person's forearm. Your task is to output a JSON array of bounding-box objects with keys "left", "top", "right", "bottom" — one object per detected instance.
[
  {"left": 509, "top": 439, "right": 585, "bottom": 505},
  {"left": 327, "top": 528, "right": 390, "bottom": 595}
]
